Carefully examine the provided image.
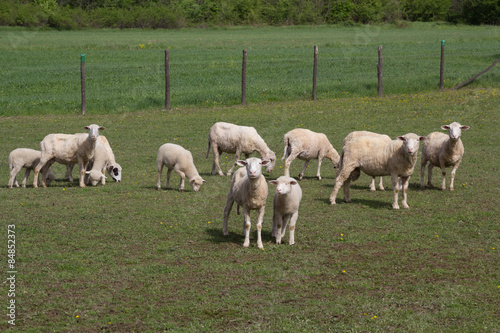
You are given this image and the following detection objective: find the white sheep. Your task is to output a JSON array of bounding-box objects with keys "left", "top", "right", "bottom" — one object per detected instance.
[
  {"left": 223, "top": 157, "right": 269, "bottom": 249},
  {"left": 420, "top": 122, "right": 470, "bottom": 191},
  {"left": 84, "top": 140, "right": 110, "bottom": 186},
  {"left": 330, "top": 133, "right": 425, "bottom": 209},
  {"left": 66, "top": 135, "right": 122, "bottom": 184},
  {"left": 342, "top": 130, "right": 392, "bottom": 191},
  {"left": 282, "top": 128, "right": 340, "bottom": 180},
  {"left": 8, "top": 148, "right": 55, "bottom": 188},
  {"left": 33, "top": 124, "right": 104, "bottom": 188},
  {"left": 269, "top": 176, "right": 302, "bottom": 245},
  {"left": 156, "top": 143, "right": 205, "bottom": 192},
  {"left": 206, "top": 122, "right": 276, "bottom": 177}
]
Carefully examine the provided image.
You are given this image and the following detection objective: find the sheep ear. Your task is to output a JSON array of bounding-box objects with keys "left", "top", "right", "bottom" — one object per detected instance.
[
  {"left": 419, "top": 136, "right": 426, "bottom": 141},
  {"left": 441, "top": 125, "right": 450, "bottom": 130},
  {"left": 83, "top": 126, "right": 89, "bottom": 130},
  {"left": 236, "top": 160, "right": 247, "bottom": 167},
  {"left": 461, "top": 125, "right": 470, "bottom": 130},
  {"left": 202, "top": 179, "right": 206, "bottom": 183},
  {"left": 99, "top": 127, "right": 105, "bottom": 130},
  {"left": 290, "top": 180, "right": 298, "bottom": 185},
  {"left": 261, "top": 160, "right": 270, "bottom": 166},
  {"left": 85, "top": 171, "right": 91, "bottom": 174},
  {"left": 269, "top": 180, "right": 278, "bottom": 185},
  {"left": 397, "top": 136, "right": 405, "bottom": 141}
]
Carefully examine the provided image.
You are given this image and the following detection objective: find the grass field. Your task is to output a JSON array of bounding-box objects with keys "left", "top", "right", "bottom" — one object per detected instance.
[
  {"left": 1, "top": 86, "right": 499, "bottom": 331},
  {"left": 1, "top": 23, "right": 500, "bottom": 116}
]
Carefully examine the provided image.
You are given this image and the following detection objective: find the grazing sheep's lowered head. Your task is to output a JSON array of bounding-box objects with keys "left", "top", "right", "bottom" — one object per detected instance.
[
  {"left": 263, "top": 151, "right": 276, "bottom": 173},
  {"left": 190, "top": 176, "right": 206, "bottom": 192},
  {"left": 86, "top": 170, "right": 106, "bottom": 186},
  {"left": 108, "top": 163, "right": 122, "bottom": 182},
  {"left": 441, "top": 122, "right": 470, "bottom": 140}
]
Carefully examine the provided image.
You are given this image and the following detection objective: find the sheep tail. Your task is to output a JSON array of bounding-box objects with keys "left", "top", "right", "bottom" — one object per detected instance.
[
  {"left": 282, "top": 137, "right": 290, "bottom": 160},
  {"left": 206, "top": 138, "right": 211, "bottom": 159}
]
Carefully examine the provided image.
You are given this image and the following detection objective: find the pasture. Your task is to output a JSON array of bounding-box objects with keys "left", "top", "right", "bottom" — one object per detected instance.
[{"left": 1, "top": 87, "right": 499, "bottom": 331}]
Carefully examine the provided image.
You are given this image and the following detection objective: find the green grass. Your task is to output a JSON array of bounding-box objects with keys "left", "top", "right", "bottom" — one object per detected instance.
[
  {"left": 0, "top": 87, "right": 499, "bottom": 331},
  {"left": 1, "top": 23, "right": 500, "bottom": 116}
]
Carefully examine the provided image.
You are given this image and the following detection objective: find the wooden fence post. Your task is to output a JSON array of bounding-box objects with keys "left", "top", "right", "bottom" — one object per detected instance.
[
  {"left": 377, "top": 46, "right": 383, "bottom": 98},
  {"left": 312, "top": 45, "right": 318, "bottom": 101},
  {"left": 242, "top": 49, "right": 247, "bottom": 105},
  {"left": 165, "top": 50, "right": 170, "bottom": 110},
  {"left": 440, "top": 40, "right": 445, "bottom": 91},
  {"left": 80, "top": 54, "right": 86, "bottom": 116}
]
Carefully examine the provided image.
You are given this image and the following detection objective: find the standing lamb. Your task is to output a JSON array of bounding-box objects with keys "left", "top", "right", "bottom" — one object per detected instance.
[
  {"left": 420, "top": 122, "right": 470, "bottom": 191},
  {"left": 282, "top": 128, "right": 340, "bottom": 180},
  {"left": 330, "top": 133, "right": 425, "bottom": 209},
  {"left": 223, "top": 157, "right": 270, "bottom": 249},
  {"left": 269, "top": 176, "right": 302, "bottom": 245},
  {"left": 156, "top": 143, "right": 206, "bottom": 192},
  {"left": 33, "top": 124, "right": 104, "bottom": 188},
  {"left": 206, "top": 122, "right": 276, "bottom": 177},
  {"left": 342, "top": 130, "right": 392, "bottom": 191},
  {"left": 8, "top": 148, "right": 55, "bottom": 188}
]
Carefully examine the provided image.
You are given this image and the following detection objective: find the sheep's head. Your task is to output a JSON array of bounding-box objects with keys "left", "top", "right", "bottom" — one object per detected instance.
[
  {"left": 86, "top": 170, "right": 106, "bottom": 186},
  {"left": 107, "top": 163, "right": 122, "bottom": 182},
  {"left": 264, "top": 150, "right": 276, "bottom": 173},
  {"left": 190, "top": 176, "right": 206, "bottom": 192},
  {"left": 83, "top": 124, "right": 105, "bottom": 140},
  {"left": 237, "top": 157, "right": 269, "bottom": 179},
  {"left": 397, "top": 133, "right": 425, "bottom": 156},
  {"left": 269, "top": 176, "right": 298, "bottom": 195},
  {"left": 441, "top": 122, "right": 470, "bottom": 141}
]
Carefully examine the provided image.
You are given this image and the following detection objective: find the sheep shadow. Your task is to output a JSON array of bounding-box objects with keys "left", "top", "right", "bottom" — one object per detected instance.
[
  {"left": 206, "top": 226, "right": 274, "bottom": 246},
  {"left": 316, "top": 197, "right": 396, "bottom": 210}
]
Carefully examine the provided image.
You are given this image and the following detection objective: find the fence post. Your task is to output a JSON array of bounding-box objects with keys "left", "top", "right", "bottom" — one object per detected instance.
[
  {"left": 242, "top": 49, "right": 247, "bottom": 105},
  {"left": 312, "top": 45, "right": 318, "bottom": 101},
  {"left": 377, "top": 45, "right": 383, "bottom": 98},
  {"left": 80, "top": 54, "right": 86, "bottom": 116},
  {"left": 165, "top": 50, "right": 170, "bottom": 110},
  {"left": 440, "top": 40, "right": 445, "bottom": 91}
]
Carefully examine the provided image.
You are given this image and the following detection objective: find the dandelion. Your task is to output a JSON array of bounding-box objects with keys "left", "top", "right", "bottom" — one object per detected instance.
[
  {"left": 208, "top": 221, "right": 211, "bottom": 224},
  {"left": 76, "top": 315, "right": 80, "bottom": 318}
]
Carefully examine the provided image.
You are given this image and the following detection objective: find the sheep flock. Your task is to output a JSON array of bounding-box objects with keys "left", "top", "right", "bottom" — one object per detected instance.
[{"left": 7, "top": 121, "right": 470, "bottom": 248}]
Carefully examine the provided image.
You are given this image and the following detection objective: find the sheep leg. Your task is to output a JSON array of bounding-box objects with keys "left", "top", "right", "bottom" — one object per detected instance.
[
  {"left": 222, "top": 196, "right": 234, "bottom": 236},
  {"left": 212, "top": 144, "right": 225, "bottom": 176},
  {"left": 101, "top": 169, "right": 106, "bottom": 185},
  {"left": 343, "top": 178, "right": 352, "bottom": 203},
  {"left": 174, "top": 165, "right": 186, "bottom": 191},
  {"left": 284, "top": 151, "right": 299, "bottom": 178},
  {"left": 33, "top": 157, "right": 49, "bottom": 188},
  {"left": 78, "top": 158, "right": 87, "bottom": 188},
  {"left": 298, "top": 160, "right": 310, "bottom": 180},
  {"left": 288, "top": 212, "right": 299, "bottom": 246},
  {"left": 400, "top": 176, "right": 410, "bottom": 209},
  {"left": 427, "top": 164, "right": 434, "bottom": 187},
  {"left": 242, "top": 207, "right": 252, "bottom": 248},
  {"left": 420, "top": 161, "right": 427, "bottom": 189},
  {"left": 65, "top": 164, "right": 75, "bottom": 182},
  {"left": 391, "top": 173, "right": 401, "bottom": 209},
  {"left": 369, "top": 177, "right": 376, "bottom": 191},
  {"left": 227, "top": 149, "right": 242, "bottom": 177},
  {"left": 378, "top": 176, "right": 385, "bottom": 191},
  {"left": 274, "top": 213, "right": 284, "bottom": 244},
  {"left": 440, "top": 165, "right": 447, "bottom": 190},
  {"left": 271, "top": 211, "right": 278, "bottom": 238},
  {"left": 8, "top": 165, "right": 22, "bottom": 189},
  {"left": 165, "top": 168, "right": 172, "bottom": 189},
  {"left": 316, "top": 157, "right": 323, "bottom": 180},
  {"left": 256, "top": 206, "right": 265, "bottom": 249},
  {"left": 156, "top": 162, "right": 163, "bottom": 190},
  {"left": 449, "top": 162, "right": 461, "bottom": 191},
  {"left": 329, "top": 165, "right": 354, "bottom": 205},
  {"left": 22, "top": 168, "right": 31, "bottom": 187}
]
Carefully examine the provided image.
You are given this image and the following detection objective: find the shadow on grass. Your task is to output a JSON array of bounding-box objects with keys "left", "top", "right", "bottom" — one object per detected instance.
[
  {"left": 206, "top": 226, "right": 274, "bottom": 246},
  {"left": 316, "top": 197, "right": 393, "bottom": 210}
]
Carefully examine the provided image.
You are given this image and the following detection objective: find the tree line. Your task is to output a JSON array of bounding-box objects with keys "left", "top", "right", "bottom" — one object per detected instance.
[{"left": 0, "top": 0, "right": 498, "bottom": 29}]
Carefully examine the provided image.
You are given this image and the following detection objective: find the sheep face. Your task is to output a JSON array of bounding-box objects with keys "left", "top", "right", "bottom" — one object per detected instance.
[
  {"left": 269, "top": 176, "right": 298, "bottom": 195},
  {"left": 264, "top": 151, "right": 277, "bottom": 173},
  {"left": 108, "top": 163, "right": 122, "bottom": 182},
  {"left": 397, "top": 134, "right": 425, "bottom": 156},
  {"left": 86, "top": 170, "right": 105, "bottom": 186},
  {"left": 190, "top": 176, "right": 206, "bottom": 192},
  {"left": 236, "top": 157, "right": 269, "bottom": 179},
  {"left": 83, "top": 124, "right": 105, "bottom": 140},
  {"left": 441, "top": 122, "right": 470, "bottom": 140}
]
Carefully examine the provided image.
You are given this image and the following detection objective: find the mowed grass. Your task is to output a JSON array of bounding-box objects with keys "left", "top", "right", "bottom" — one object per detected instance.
[
  {"left": 0, "top": 87, "right": 499, "bottom": 331},
  {"left": 1, "top": 23, "right": 500, "bottom": 116}
]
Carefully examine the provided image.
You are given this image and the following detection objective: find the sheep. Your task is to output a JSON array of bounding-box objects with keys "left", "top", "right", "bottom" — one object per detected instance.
[
  {"left": 223, "top": 157, "right": 270, "bottom": 249},
  {"left": 282, "top": 128, "right": 340, "bottom": 181},
  {"left": 65, "top": 135, "right": 122, "bottom": 184},
  {"left": 8, "top": 148, "right": 55, "bottom": 188},
  {"left": 342, "top": 130, "right": 392, "bottom": 191},
  {"left": 269, "top": 176, "right": 302, "bottom": 245},
  {"left": 156, "top": 143, "right": 206, "bottom": 192},
  {"left": 206, "top": 122, "right": 276, "bottom": 177},
  {"left": 420, "top": 122, "right": 470, "bottom": 191},
  {"left": 33, "top": 124, "right": 104, "bottom": 188},
  {"left": 83, "top": 140, "right": 110, "bottom": 186},
  {"left": 329, "top": 133, "right": 425, "bottom": 209}
]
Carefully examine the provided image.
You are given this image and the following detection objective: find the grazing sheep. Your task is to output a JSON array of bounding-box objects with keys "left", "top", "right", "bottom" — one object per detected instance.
[
  {"left": 66, "top": 135, "right": 122, "bottom": 183},
  {"left": 342, "top": 131, "right": 392, "bottom": 191},
  {"left": 206, "top": 122, "right": 276, "bottom": 177},
  {"left": 269, "top": 176, "right": 302, "bottom": 245},
  {"left": 420, "top": 122, "right": 470, "bottom": 191},
  {"left": 223, "top": 157, "right": 269, "bottom": 249},
  {"left": 83, "top": 140, "right": 110, "bottom": 186},
  {"left": 156, "top": 143, "right": 205, "bottom": 192},
  {"left": 8, "top": 148, "right": 55, "bottom": 188},
  {"left": 282, "top": 128, "right": 340, "bottom": 180},
  {"left": 330, "top": 133, "right": 425, "bottom": 209},
  {"left": 33, "top": 124, "right": 105, "bottom": 188}
]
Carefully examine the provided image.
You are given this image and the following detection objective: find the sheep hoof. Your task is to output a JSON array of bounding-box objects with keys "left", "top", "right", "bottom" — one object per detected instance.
[
  {"left": 298, "top": 174, "right": 303, "bottom": 180},
  {"left": 226, "top": 172, "right": 232, "bottom": 177},
  {"left": 393, "top": 205, "right": 400, "bottom": 210},
  {"left": 317, "top": 176, "right": 322, "bottom": 180}
]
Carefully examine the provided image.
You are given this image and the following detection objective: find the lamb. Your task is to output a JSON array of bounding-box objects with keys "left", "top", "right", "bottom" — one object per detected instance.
[
  {"left": 66, "top": 135, "right": 122, "bottom": 184},
  {"left": 269, "top": 176, "right": 302, "bottom": 245},
  {"left": 8, "top": 148, "right": 55, "bottom": 188},
  {"left": 156, "top": 143, "right": 206, "bottom": 192},
  {"left": 282, "top": 128, "right": 340, "bottom": 180},
  {"left": 223, "top": 157, "right": 270, "bottom": 249},
  {"left": 83, "top": 140, "right": 110, "bottom": 186},
  {"left": 206, "top": 122, "right": 276, "bottom": 177},
  {"left": 33, "top": 124, "right": 104, "bottom": 188},
  {"left": 342, "top": 130, "right": 392, "bottom": 191},
  {"left": 420, "top": 122, "right": 470, "bottom": 191},
  {"left": 329, "top": 133, "right": 425, "bottom": 209}
]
